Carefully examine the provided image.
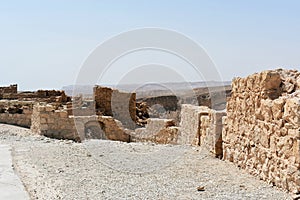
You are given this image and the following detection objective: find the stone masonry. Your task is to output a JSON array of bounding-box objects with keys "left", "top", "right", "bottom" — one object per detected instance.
[
  {"left": 1, "top": 69, "right": 299, "bottom": 194},
  {"left": 0, "top": 100, "right": 33, "bottom": 128},
  {"left": 222, "top": 69, "right": 300, "bottom": 193},
  {"left": 178, "top": 104, "right": 226, "bottom": 157},
  {"left": 0, "top": 84, "right": 17, "bottom": 96},
  {"left": 30, "top": 103, "right": 79, "bottom": 141},
  {"left": 94, "top": 86, "right": 136, "bottom": 129},
  {"left": 131, "top": 118, "right": 179, "bottom": 144},
  {"left": 178, "top": 104, "right": 209, "bottom": 145},
  {"left": 30, "top": 103, "right": 130, "bottom": 142}
]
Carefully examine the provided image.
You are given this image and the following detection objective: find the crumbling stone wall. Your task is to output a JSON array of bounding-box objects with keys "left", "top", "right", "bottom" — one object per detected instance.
[
  {"left": 131, "top": 118, "right": 179, "bottom": 144},
  {"left": 94, "top": 86, "right": 136, "bottom": 129},
  {"left": 178, "top": 104, "right": 226, "bottom": 157},
  {"left": 0, "top": 100, "right": 33, "bottom": 128},
  {"left": 73, "top": 115, "right": 130, "bottom": 142},
  {"left": 222, "top": 69, "right": 300, "bottom": 193},
  {"left": 2, "top": 89, "right": 70, "bottom": 103},
  {"left": 0, "top": 84, "right": 17, "bottom": 97},
  {"left": 30, "top": 104, "right": 79, "bottom": 141},
  {"left": 72, "top": 95, "right": 95, "bottom": 116},
  {"left": 31, "top": 104, "right": 130, "bottom": 142}
]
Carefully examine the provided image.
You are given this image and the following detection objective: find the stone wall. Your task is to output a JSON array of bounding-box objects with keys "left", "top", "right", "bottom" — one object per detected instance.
[
  {"left": 73, "top": 115, "right": 130, "bottom": 142},
  {"left": 178, "top": 104, "right": 209, "bottom": 145},
  {"left": 0, "top": 100, "right": 33, "bottom": 128},
  {"left": 178, "top": 104, "right": 226, "bottom": 157},
  {"left": 30, "top": 104, "right": 79, "bottom": 141},
  {"left": 31, "top": 104, "right": 130, "bottom": 142},
  {"left": 131, "top": 118, "right": 179, "bottom": 144},
  {"left": 2, "top": 90, "right": 70, "bottom": 103},
  {"left": 94, "top": 86, "right": 136, "bottom": 129},
  {"left": 200, "top": 109, "right": 226, "bottom": 158},
  {"left": 222, "top": 69, "right": 300, "bottom": 193},
  {"left": 0, "top": 84, "right": 17, "bottom": 97}
]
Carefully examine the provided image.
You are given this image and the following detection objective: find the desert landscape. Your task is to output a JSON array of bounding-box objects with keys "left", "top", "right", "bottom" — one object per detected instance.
[{"left": 0, "top": 69, "right": 299, "bottom": 199}]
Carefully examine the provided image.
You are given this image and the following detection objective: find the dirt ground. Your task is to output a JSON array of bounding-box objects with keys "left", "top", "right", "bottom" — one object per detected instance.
[{"left": 0, "top": 124, "right": 294, "bottom": 200}]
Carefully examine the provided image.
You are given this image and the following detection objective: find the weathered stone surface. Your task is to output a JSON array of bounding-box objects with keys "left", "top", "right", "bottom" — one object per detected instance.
[
  {"left": 178, "top": 104, "right": 225, "bottom": 157},
  {"left": 178, "top": 104, "right": 209, "bottom": 145},
  {"left": 131, "top": 118, "right": 178, "bottom": 144},
  {"left": 31, "top": 104, "right": 80, "bottom": 141},
  {"left": 0, "top": 84, "right": 17, "bottom": 98},
  {"left": 94, "top": 86, "right": 136, "bottom": 129},
  {"left": 30, "top": 103, "right": 131, "bottom": 142},
  {"left": 1, "top": 86, "right": 70, "bottom": 103},
  {"left": 0, "top": 100, "right": 33, "bottom": 128},
  {"left": 98, "top": 116, "right": 130, "bottom": 142},
  {"left": 223, "top": 69, "right": 300, "bottom": 193}
]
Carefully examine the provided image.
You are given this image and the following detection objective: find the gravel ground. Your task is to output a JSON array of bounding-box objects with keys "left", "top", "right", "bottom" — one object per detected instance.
[{"left": 0, "top": 124, "right": 294, "bottom": 200}]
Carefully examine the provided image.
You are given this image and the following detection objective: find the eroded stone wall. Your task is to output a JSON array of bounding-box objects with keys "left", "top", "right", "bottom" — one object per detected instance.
[
  {"left": 30, "top": 104, "right": 79, "bottom": 141},
  {"left": 222, "top": 69, "right": 300, "bottom": 193},
  {"left": 0, "top": 100, "right": 33, "bottom": 127},
  {"left": 131, "top": 118, "right": 179, "bottom": 144},
  {"left": 31, "top": 104, "right": 130, "bottom": 142},
  {"left": 178, "top": 104, "right": 226, "bottom": 157},
  {"left": 94, "top": 86, "right": 136, "bottom": 129},
  {"left": 2, "top": 89, "right": 70, "bottom": 103},
  {"left": 0, "top": 84, "right": 17, "bottom": 97}
]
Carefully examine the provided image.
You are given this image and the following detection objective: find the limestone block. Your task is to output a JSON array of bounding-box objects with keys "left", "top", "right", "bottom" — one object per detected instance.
[
  {"left": 272, "top": 98, "right": 285, "bottom": 120},
  {"left": 283, "top": 98, "right": 300, "bottom": 127},
  {"left": 261, "top": 99, "right": 273, "bottom": 122},
  {"left": 45, "top": 105, "right": 54, "bottom": 112},
  {"left": 288, "top": 128, "right": 300, "bottom": 139},
  {"left": 59, "top": 111, "right": 68, "bottom": 118},
  {"left": 37, "top": 106, "right": 46, "bottom": 112},
  {"left": 154, "top": 127, "right": 179, "bottom": 144},
  {"left": 260, "top": 71, "right": 281, "bottom": 90}
]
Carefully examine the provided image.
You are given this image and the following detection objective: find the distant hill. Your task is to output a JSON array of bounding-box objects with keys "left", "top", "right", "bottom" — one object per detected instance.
[{"left": 62, "top": 81, "right": 231, "bottom": 97}]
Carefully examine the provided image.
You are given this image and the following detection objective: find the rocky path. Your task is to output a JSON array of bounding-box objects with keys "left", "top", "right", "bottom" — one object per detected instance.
[{"left": 0, "top": 124, "right": 293, "bottom": 199}]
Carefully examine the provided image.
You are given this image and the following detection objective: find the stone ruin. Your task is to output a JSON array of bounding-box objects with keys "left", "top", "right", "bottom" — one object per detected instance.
[
  {"left": 0, "top": 84, "right": 70, "bottom": 128},
  {"left": 223, "top": 69, "right": 300, "bottom": 193},
  {"left": 0, "top": 84, "right": 17, "bottom": 97},
  {"left": 0, "top": 69, "right": 299, "bottom": 194},
  {"left": 93, "top": 86, "right": 136, "bottom": 129}
]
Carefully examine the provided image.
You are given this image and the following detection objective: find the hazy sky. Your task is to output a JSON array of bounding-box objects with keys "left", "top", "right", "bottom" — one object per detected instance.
[{"left": 1, "top": 0, "right": 300, "bottom": 90}]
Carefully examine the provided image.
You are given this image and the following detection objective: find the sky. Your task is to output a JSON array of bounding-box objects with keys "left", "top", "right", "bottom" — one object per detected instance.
[{"left": 1, "top": 0, "right": 300, "bottom": 90}]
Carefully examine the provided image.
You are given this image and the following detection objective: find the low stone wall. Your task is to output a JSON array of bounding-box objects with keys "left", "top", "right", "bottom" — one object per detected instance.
[
  {"left": 31, "top": 104, "right": 130, "bottom": 142},
  {"left": 222, "top": 69, "right": 300, "bottom": 193},
  {"left": 0, "top": 100, "right": 33, "bottom": 128},
  {"left": 2, "top": 90, "right": 70, "bottom": 103},
  {"left": 30, "top": 104, "right": 79, "bottom": 141},
  {"left": 178, "top": 104, "right": 226, "bottom": 157},
  {"left": 0, "top": 84, "right": 17, "bottom": 97},
  {"left": 74, "top": 115, "right": 130, "bottom": 142},
  {"left": 131, "top": 118, "right": 179, "bottom": 144}
]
